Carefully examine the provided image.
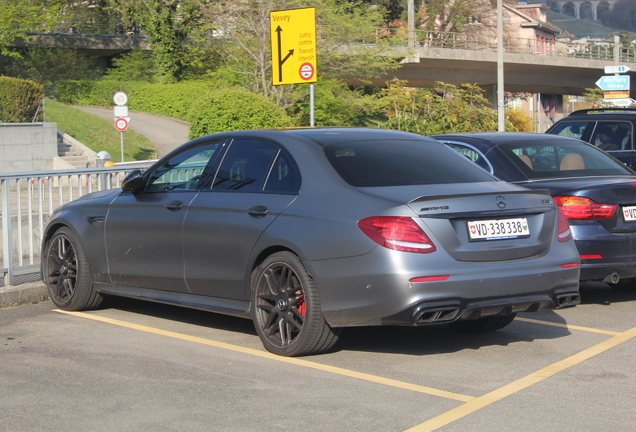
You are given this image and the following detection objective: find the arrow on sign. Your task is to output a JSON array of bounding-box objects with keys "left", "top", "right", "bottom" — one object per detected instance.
[
  {"left": 605, "top": 65, "right": 631, "bottom": 74},
  {"left": 596, "top": 75, "right": 630, "bottom": 91},
  {"left": 275, "top": 26, "right": 294, "bottom": 83}
]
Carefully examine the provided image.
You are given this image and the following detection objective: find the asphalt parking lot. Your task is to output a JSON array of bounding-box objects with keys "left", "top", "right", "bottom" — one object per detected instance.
[{"left": 2, "top": 281, "right": 636, "bottom": 432}]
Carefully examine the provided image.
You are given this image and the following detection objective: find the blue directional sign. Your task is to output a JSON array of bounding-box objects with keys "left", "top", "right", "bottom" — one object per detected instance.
[{"left": 596, "top": 75, "right": 630, "bottom": 91}]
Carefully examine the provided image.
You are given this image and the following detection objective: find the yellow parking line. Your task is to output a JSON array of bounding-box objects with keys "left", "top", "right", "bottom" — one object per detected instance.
[
  {"left": 55, "top": 309, "right": 475, "bottom": 403},
  {"left": 404, "top": 325, "right": 636, "bottom": 431},
  {"left": 515, "top": 317, "right": 621, "bottom": 336}
]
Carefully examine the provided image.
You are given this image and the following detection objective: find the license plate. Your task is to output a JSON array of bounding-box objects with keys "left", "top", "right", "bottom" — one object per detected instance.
[
  {"left": 623, "top": 206, "right": 636, "bottom": 221},
  {"left": 467, "top": 218, "right": 530, "bottom": 241}
]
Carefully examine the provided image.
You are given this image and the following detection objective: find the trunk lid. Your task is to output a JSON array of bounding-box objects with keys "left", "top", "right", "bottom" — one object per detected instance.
[{"left": 361, "top": 182, "right": 556, "bottom": 262}]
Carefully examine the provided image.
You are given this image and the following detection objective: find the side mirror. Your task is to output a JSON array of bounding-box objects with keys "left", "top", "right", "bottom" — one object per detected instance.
[{"left": 121, "top": 169, "right": 145, "bottom": 193}]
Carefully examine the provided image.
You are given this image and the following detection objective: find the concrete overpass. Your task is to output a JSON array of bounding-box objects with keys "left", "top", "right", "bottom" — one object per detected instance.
[{"left": 370, "top": 46, "right": 636, "bottom": 99}]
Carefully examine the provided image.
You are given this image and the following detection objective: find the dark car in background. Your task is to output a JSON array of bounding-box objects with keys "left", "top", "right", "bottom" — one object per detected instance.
[
  {"left": 42, "top": 128, "right": 580, "bottom": 357},
  {"left": 433, "top": 132, "right": 636, "bottom": 291},
  {"left": 545, "top": 107, "right": 636, "bottom": 169}
]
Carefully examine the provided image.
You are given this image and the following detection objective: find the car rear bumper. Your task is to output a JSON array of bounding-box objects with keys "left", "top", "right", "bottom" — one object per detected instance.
[
  {"left": 309, "top": 245, "right": 580, "bottom": 327},
  {"left": 572, "top": 225, "right": 636, "bottom": 282}
]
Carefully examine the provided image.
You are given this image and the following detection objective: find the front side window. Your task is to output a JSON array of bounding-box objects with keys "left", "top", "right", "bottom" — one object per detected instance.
[
  {"left": 548, "top": 121, "right": 591, "bottom": 140},
  {"left": 146, "top": 141, "right": 222, "bottom": 192},
  {"left": 590, "top": 122, "right": 632, "bottom": 151},
  {"left": 324, "top": 139, "right": 497, "bottom": 187},
  {"left": 498, "top": 139, "right": 632, "bottom": 179}
]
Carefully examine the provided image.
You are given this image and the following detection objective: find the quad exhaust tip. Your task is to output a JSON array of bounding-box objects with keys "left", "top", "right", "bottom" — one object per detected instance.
[
  {"left": 556, "top": 293, "right": 581, "bottom": 308},
  {"left": 413, "top": 307, "right": 460, "bottom": 324}
]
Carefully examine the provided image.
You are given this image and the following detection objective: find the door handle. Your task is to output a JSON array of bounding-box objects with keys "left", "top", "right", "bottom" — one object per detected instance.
[
  {"left": 246, "top": 206, "right": 269, "bottom": 218},
  {"left": 165, "top": 201, "right": 184, "bottom": 211}
]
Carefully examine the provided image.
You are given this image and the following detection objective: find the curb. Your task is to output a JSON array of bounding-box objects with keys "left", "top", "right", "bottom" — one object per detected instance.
[{"left": 0, "top": 281, "right": 49, "bottom": 308}]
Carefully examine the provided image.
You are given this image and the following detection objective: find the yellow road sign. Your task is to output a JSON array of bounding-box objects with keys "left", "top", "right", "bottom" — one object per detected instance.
[
  {"left": 604, "top": 90, "right": 630, "bottom": 99},
  {"left": 270, "top": 8, "right": 317, "bottom": 85}
]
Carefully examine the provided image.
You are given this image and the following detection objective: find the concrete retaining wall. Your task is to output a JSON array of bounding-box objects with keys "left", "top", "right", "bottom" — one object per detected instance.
[{"left": 0, "top": 123, "right": 58, "bottom": 173}]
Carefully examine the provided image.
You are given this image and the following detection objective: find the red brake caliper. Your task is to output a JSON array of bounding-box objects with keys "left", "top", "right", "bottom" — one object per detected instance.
[{"left": 297, "top": 294, "right": 306, "bottom": 317}]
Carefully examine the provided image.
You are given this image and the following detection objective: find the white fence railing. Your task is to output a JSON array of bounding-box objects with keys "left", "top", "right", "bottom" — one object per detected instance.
[
  {"left": 1, "top": 164, "right": 152, "bottom": 286},
  {"left": 369, "top": 29, "right": 636, "bottom": 63}
]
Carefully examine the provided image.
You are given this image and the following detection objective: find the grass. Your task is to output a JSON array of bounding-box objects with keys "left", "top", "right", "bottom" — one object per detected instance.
[{"left": 44, "top": 98, "right": 157, "bottom": 162}]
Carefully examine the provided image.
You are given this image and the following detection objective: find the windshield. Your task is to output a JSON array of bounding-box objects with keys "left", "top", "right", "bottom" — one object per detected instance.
[
  {"left": 324, "top": 139, "right": 497, "bottom": 187},
  {"left": 498, "top": 139, "right": 633, "bottom": 180}
]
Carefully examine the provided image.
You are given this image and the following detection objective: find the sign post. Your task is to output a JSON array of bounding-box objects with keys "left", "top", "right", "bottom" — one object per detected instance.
[
  {"left": 113, "top": 92, "right": 129, "bottom": 162},
  {"left": 270, "top": 8, "right": 317, "bottom": 125}
]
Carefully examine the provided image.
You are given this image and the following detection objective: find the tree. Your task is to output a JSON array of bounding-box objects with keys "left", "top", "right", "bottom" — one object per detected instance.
[
  {"left": 380, "top": 79, "right": 515, "bottom": 134},
  {"left": 0, "top": 0, "right": 65, "bottom": 57},
  {"left": 107, "top": 0, "right": 208, "bottom": 83},
  {"left": 0, "top": 47, "right": 102, "bottom": 95},
  {"left": 202, "top": 0, "right": 402, "bottom": 109}
]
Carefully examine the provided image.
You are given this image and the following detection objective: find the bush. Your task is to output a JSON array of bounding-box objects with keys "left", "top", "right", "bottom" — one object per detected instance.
[
  {"left": 188, "top": 88, "right": 293, "bottom": 138},
  {"left": 54, "top": 80, "right": 221, "bottom": 120},
  {"left": 0, "top": 76, "right": 44, "bottom": 123},
  {"left": 289, "top": 79, "right": 382, "bottom": 126},
  {"left": 505, "top": 107, "right": 535, "bottom": 132}
]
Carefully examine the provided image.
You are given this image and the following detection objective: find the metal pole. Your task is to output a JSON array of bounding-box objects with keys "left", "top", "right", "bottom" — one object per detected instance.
[
  {"left": 120, "top": 131, "right": 124, "bottom": 162},
  {"left": 614, "top": 35, "right": 620, "bottom": 64},
  {"left": 497, "top": 0, "right": 505, "bottom": 132},
  {"left": 2, "top": 179, "right": 14, "bottom": 286},
  {"left": 406, "top": 0, "right": 418, "bottom": 63},
  {"left": 310, "top": 83, "right": 315, "bottom": 127}
]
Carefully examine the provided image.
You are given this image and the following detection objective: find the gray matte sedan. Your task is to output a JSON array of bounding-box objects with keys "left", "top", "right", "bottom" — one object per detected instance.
[{"left": 42, "top": 128, "right": 581, "bottom": 356}]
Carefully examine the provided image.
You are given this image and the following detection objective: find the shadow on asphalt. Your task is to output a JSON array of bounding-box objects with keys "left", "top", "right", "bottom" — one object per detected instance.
[
  {"left": 101, "top": 295, "right": 574, "bottom": 357},
  {"left": 578, "top": 281, "right": 636, "bottom": 306}
]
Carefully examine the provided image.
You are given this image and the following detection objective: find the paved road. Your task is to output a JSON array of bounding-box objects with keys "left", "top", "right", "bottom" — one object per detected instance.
[
  {"left": 74, "top": 106, "right": 190, "bottom": 158},
  {"left": 2, "top": 282, "right": 636, "bottom": 431}
]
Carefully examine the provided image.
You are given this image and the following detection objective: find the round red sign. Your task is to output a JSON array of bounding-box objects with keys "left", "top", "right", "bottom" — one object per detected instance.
[
  {"left": 114, "top": 118, "right": 128, "bottom": 132},
  {"left": 299, "top": 63, "right": 315, "bottom": 81}
]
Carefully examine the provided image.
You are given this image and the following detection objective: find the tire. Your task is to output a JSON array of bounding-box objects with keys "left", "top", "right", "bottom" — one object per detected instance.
[
  {"left": 447, "top": 313, "right": 517, "bottom": 333},
  {"left": 251, "top": 252, "right": 340, "bottom": 357},
  {"left": 609, "top": 278, "right": 636, "bottom": 292},
  {"left": 43, "top": 227, "right": 103, "bottom": 310}
]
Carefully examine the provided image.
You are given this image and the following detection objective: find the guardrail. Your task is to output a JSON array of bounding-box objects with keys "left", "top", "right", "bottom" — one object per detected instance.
[{"left": 0, "top": 164, "right": 153, "bottom": 287}]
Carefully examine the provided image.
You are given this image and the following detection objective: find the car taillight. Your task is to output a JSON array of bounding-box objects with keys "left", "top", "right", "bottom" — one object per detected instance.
[
  {"left": 556, "top": 208, "right": 572, "bottom": 242},
  {"left": 554, "top": 196, "right": 617, "bottom": 220},
  {"left": 357, "top": 216, "right": 437, "bottom": 253}
]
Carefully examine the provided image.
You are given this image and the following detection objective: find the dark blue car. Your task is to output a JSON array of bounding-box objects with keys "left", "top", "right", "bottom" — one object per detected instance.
[{"left": 433, "top": 132, "right": 636, "bottom": 291}]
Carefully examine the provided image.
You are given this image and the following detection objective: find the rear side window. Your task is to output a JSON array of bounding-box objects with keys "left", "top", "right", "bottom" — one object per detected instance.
[
  {"left": 214, "top": 139, "right": 277, "bottom": 191},
  {"left": 548, "top": 121, "right": 590, "bottom": 139},
  {"left": 324, "top": 139, "right": 497, "bottom": 187},
  {"left": 447, "top": 143, "right": 492, "bottom": 173},
  {"left": 498, "top": 139, "right": 632, "bottom": 179},
  {"left": 590, "top": 122, "right": 632, "bottom": 151}
]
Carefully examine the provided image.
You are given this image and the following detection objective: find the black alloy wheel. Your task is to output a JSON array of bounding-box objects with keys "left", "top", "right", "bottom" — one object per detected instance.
[
  {"left": 44, "top": 227, "right": 102, "bottom": 310},
  {"left": 251, "top": 252, "right": 339, "bottom": 357}
]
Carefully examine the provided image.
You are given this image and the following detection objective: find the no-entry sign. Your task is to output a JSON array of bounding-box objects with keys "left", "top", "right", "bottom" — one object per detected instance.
[
  {"left": 299, "top": 62, "right": 315, "bottom": 81},
  {"left": 114, "top": 118, "right": 128, "bottom": 132}
]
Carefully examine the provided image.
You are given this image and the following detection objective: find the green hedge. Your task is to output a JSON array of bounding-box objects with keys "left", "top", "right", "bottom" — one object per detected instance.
[
  {"left": 188, "top": 88, "right": 293, "bottom": 138},
  {"left": 55, "top": 80, "right": 295, "bottom": 138},
  {"left": 0, "top": 76, "right": 44, "bottom": 123},
  {"left": 55, "top": 80, "right": 221, "bottom": 120}
]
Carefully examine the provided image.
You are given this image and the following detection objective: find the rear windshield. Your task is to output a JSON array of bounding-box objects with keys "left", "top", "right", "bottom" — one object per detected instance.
[
  {"left": 498, "top": 139, "right": 633, "bottom": 179},
  {"left": 324, "top": 139, "right": 497, "bottom": 187}
]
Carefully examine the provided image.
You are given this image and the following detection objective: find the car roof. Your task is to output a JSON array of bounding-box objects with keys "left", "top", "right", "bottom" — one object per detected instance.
[
  {"left": 188, "top": 127, "right": 434, "bottom": 147},
  {"left": 432, "top": 132, "right": 585, "bottom": 147},
  {"left": 567, "top": 108, "right": 636, "bottom": 118}
]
